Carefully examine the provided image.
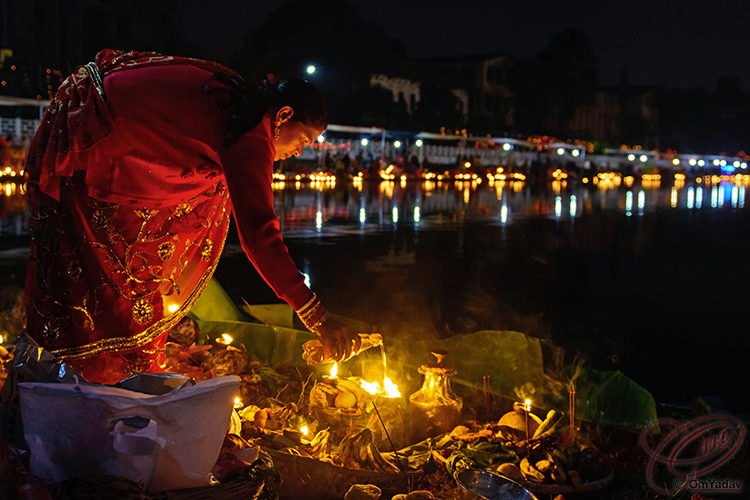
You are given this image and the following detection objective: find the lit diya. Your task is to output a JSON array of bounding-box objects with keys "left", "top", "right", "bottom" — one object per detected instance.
[{"left": 308, "top": 345, "right": 403, "bottom": 445}]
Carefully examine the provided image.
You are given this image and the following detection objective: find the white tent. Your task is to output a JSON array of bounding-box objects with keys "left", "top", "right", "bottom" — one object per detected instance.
[{"left": 0, "top": 95, "right": 49, "bottom": 119}]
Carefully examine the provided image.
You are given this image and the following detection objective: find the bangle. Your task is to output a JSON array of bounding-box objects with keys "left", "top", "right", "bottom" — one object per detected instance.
[
  {"left": 297, "top": 293, "right": 319, "bottom": 315},
  {"left": 298, "top": 301, "right": 322, "bottom": 324},
  {"left": 296, "top": 294, "right": 329, "bottom": 332},
  {"left": 296, "top": 293, "right": 321, "bottom": 322},
  {"left": 309, "top": 310, "right": 330, "bottom": 333}
]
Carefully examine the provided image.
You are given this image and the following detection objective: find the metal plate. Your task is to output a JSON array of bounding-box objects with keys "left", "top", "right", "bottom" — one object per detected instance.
[{"left": 454, "top": 469, "right": 539, "bottom": 500}]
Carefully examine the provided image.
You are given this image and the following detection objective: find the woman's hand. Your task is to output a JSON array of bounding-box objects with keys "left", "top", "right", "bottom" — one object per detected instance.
[{"left": 316, "top": 316, "right": 362, "bottom": 362}]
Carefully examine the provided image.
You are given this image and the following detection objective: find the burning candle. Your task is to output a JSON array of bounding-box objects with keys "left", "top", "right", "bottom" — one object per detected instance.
[{"left": 328, "top": 362, "right": 338, "bottom": 379}]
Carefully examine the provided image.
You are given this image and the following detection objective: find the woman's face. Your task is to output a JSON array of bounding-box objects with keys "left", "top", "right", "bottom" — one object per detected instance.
[{"left": 273, "top": 106, "right": 324, "bottom": 161}]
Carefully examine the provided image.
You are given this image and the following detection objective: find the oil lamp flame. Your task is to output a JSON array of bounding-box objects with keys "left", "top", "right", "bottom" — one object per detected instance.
[
  {"left": 329, "top": 362, "right": 338, "bottom": 379},
  {"left": 233, "top": 396, "right": 243, "bottom": 409},
  {"left": 383, "top": 376, "right": 401, "bottom": 398},
  {"left": 300, "top": 425, "right": 309, "bottom": 436},
  {"left": 359, "top": 375, "right": 401, "bottom": 398},
  {"left": 361, "top": 379, "right": 379, "bottom": 394},
  {"left": 217, "top": 333, "right": 233, "bottom": 345},
  {"left": 524, "top": 399, "right": 532, "bottom": 412}
]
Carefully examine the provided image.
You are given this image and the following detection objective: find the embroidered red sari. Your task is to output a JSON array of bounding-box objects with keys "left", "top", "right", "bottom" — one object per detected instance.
[{"left": 25, "top": 50, "right": 313, "bottom": 384}]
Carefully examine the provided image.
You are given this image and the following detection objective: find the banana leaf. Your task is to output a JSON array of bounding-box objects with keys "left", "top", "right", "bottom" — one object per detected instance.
[
  {"left": 193, "top": 320, "right": 317, "bottom": 367},
  {"left": 456, "top": 440, "right": 518, "bottom": 468},
  {"left": 189, "top": 278, "right": 246, "bottom": 322},
  {"left": 548, "top": 365, "right": 657, "bottom": 430},
  {"left": 382, "top": 433, "right": 454, "bottom": 470},
  {"left": 240, "top": 303, "right": 297, "bottom": 329},
  {"left": 388, "top": 330, "right": 546, "bottom": 402}
]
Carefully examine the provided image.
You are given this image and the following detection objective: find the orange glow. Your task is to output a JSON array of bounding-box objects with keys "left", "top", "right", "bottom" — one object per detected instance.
[{"left": 360, "top": 376, "right": 401, "bottom": 398}]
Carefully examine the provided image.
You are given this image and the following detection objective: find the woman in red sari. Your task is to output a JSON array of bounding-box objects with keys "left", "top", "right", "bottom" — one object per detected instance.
[{"left": 24, "top": 49, "right": 360, "bottom": 384}]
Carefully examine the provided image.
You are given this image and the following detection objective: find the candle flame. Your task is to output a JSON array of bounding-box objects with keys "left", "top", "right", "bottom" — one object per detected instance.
[
  {"left": 300, "top": 425, "right": 309, "bottom": 436},
  {"left": 329, "top": 363, "right": 338, "bottom": 379}
]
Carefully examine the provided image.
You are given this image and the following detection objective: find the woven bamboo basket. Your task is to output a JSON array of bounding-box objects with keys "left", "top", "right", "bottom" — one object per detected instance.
[{"left": 264, "top": 448, "right": 408, "bottom": 500}]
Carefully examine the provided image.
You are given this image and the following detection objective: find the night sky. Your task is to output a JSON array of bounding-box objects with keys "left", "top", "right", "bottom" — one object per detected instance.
[{"left": 178, "top": 0, "right": 750, "bottom": 90}]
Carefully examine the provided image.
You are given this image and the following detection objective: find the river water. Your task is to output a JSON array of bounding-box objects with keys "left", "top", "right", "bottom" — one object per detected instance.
[{"left": 1, "top": 176, "right": 748, "bottom": 412}]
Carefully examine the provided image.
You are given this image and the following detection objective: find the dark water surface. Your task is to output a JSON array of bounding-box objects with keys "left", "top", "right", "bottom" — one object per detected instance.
[{"left": 1, "top": 177, "right": 748, "bottom": 412}]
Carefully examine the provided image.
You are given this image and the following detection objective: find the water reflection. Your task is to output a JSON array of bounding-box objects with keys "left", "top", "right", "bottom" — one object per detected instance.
[
  {"left": 0, "top": 182, "right": 30, "bottom": 244},
  {"left": 272, "top": 174, "right": 750, "bottom": 237},
  {"left": 1, "top": 174, "right": 750, "bottom": 243}
]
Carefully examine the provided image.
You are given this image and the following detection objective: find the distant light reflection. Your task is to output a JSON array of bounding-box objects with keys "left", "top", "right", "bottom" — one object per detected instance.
[
  {"left": 722, "top": 184, "right": 731, "bottom": 207},
  {"left": 626, "top": 190, "right": 633, "bottom": 215},
  {"left": 257, "top": 173, "right": 750, "bottom": 236},
  {"left": 638, "top": 190, "right": 645, "bottom": 216}
]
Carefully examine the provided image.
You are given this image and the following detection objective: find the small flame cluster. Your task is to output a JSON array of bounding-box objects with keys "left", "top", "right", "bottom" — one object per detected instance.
[
  {"left": 360, "top": 377, "right": 401, "bottom": 398},
  {"left": 328, "top": 362, "right": 401, "bottom": 398}
]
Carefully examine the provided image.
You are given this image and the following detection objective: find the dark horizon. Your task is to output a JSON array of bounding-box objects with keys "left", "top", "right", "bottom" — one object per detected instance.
[
  {"left": 0, "top": 0, "right": 747, "bottom": 153},
  {"left": 178, "top": 0, "right": 750, "bottom": 92}
]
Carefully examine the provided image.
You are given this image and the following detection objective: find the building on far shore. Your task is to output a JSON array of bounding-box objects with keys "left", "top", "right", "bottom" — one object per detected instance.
[
  {"left": 369, "top": 74, "right": 421, "bottom": 114},
  {"left": 420, "top": 52, "right": 516, "bottom": 135}
]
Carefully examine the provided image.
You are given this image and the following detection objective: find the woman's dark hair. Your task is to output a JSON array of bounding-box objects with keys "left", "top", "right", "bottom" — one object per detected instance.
[{"left": 207, "top": 73, "right": 327, "bottom": 147}]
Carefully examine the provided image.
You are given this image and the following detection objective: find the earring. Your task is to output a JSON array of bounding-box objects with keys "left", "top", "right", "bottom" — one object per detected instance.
[{"left": 274, "top": 123, "right": 280, "bottom": 141}]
